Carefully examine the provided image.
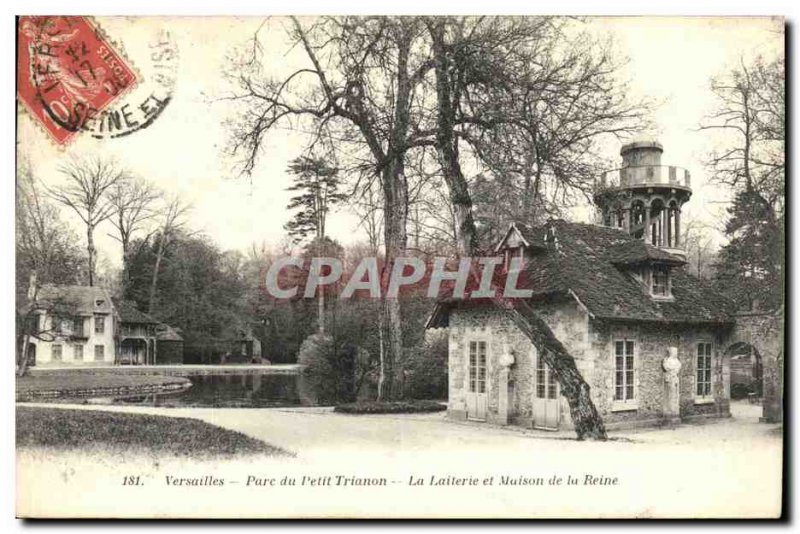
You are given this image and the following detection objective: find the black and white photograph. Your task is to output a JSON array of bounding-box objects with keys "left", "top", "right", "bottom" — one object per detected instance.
[{"left": 11, "top": 10, "right": 786, "bottom": 519}]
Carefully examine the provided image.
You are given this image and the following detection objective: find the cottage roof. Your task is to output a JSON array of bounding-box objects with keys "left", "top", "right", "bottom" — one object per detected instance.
[
  {"left": 156, "top": 324, "right": 184, "bottom": 341},
  {"left": 429, "top": 220, "right": 736, "bottom": 327},
  {"left": 112, "top": 299, "right": 160, "bottom": 324},
  {"left": 36, "top": 285, "right": 114, "bottom": 315}
]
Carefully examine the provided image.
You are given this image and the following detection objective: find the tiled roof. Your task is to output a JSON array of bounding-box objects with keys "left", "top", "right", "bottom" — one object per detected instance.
[
  {"left": 36, "top": 285, "right": 114, "bottom": 315},
  {"left": 429, "top": 220, "right": 736, "bottom": 327},
  {"left": 606, "top": 240, "right": 687, "bottom": 266},
  {"left": 113, "top": 299, "right": 160, "bottom": 324}
]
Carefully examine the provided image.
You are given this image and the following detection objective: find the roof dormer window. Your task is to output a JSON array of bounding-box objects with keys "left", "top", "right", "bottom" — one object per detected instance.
[{"left": 650, "top": 265, "right": 671, "bottom": 298}]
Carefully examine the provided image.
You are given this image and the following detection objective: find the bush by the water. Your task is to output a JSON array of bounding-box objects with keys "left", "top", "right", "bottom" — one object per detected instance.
[
  {"left": 297, "top": 333, "right": 356, "bottom": 404},
  {"left": 334, "top": 400, "right": 446, "bottom": 414}
]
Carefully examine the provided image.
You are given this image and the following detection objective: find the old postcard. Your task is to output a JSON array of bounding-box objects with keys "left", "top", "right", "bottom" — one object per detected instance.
[{"left": 14, "top": 14, "right": 785, "bottom": 519}]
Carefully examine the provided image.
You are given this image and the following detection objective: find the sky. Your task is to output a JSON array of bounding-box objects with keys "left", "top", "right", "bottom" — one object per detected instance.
[{"left": 17, "top": 16, "right": 784, "bottom": 270}]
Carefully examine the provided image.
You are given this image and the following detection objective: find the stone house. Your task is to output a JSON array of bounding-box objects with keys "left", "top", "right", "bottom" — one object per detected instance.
[
  {"left": 427, "top": 141, "right": 782, "bottom": 430},
  {"left": 24, "top": 281, "right": 184, "bottom": 367},
  {"left": 26, "top": 284, "right": 118, "bottom": 367}
]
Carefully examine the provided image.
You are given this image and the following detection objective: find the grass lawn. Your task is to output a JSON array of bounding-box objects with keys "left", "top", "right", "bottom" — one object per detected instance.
[
  {"left": 16, "top": 406, "right": 290, "bottom": 458},
  {"left": 16, "top": 372, "right": 190, "bottom": 400}
]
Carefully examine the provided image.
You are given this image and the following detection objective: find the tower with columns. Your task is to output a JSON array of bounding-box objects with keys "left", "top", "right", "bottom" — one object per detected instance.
[{"left": 594, "top": 140, "right": 691, "bottom": 255}]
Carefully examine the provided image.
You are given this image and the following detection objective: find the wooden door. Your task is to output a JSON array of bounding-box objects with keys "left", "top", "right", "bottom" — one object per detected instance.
[
  {"left": 532, "top": 347, "right": 561, "bottom": 430},
  {"left": 466, "top": 340, "right": 488, "bottom": 421}
]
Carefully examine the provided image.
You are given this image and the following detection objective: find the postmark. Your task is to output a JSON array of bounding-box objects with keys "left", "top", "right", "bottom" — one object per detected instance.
[
  {"left": 18, "top": 16, "right": 178, "bottom": 144},
  {"left": 18, "top": 16, "right": 139, "bottom": 145}
]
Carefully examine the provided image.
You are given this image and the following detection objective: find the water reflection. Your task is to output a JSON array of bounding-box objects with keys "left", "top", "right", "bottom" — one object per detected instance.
[{"left": 109, "top": 373, "right": 322, "bottom": 408}]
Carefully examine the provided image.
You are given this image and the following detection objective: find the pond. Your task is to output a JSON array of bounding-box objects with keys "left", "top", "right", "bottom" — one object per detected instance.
[{"left": 97, "top": 372, "right": 324, "bottom": 408}]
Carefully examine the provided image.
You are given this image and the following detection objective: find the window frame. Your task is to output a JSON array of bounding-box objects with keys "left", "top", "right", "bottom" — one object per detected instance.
[
  {"left": 695, "top": 341, "right": 715, "bottom": 404},
  {"left": 650, "top": 266, "right": 672, "bottom": 298},
  {"left": 51, "top": 344, "right": 63, "bottom": 362},
  {"left": 73, "top": 344, "right": 84, "bottom": 361},
  {"left": 534, "top": 348, "right": 559, "bottom": 400},
  {"left": 94, "top": 344, "right": 105, "bottom": 362},
  {"left": 466, "top": 338, "right": 489, "bottom": 395},
  {"left": 612, "top": 338, "right": 638, "bottom": 411},
  {"left": 94, "top": 315, "right": 105, "bottom": 335}
]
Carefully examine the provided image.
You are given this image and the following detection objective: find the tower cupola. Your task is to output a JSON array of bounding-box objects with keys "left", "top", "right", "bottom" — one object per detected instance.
[{"left": 594, "top": 140, "right": 691, "bottom": 255}]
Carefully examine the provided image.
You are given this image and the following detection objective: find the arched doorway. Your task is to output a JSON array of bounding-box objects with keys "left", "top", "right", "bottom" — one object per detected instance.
[{"left": 726, "top": 342, "right": 763, "bottom": 400}]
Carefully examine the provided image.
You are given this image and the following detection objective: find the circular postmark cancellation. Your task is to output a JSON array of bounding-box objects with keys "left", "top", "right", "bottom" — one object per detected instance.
[{"left": 17, "top": 16, "right": 178, "bottom": 145}]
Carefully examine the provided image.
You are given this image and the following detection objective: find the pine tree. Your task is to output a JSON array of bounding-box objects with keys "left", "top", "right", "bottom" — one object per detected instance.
[{"left": 284, "top": 156, "right": 346, "bottom": 333}]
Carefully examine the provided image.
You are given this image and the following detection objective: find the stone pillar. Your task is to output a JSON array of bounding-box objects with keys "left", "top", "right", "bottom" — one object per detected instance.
[
  {"left": 761, "top": 352, "right": 783, "bottom": 423},
  {"left": 497, "top": 344, "right": 515, "bottom": 426},
  {"left": 674, "top": 209, "right": 681, "bottom": 248},
  {"left": 644, "top": 206, "right": 651, "bottom": 244},
  {"left": 662, "top": 346, "right": 682, "bottom": 426},
  {"left": 624, "top": 207, "right": 631, "bottom": 234}
]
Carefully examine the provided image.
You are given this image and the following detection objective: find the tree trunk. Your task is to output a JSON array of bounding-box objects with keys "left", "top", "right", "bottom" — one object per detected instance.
[
  {"left": 378, "top": 155, "right": 409, "bottom": 400},
  {"left": 17, "top": 334, "right": 30, "bottom": 377},
  {"left": 374, "top": 29, "right": 413, "bottom": 401},
  {"left": 504, "top": 300, "right": 607, "bottom": 440},
  {"left": 430, "top": 23, "right": 479, "bottom": 256},
  {"left": 86, "top": 224, "right": 96, "bottom": 286},
  {"left": 148, "top": 236, "right": 166, "bottom": 315}
]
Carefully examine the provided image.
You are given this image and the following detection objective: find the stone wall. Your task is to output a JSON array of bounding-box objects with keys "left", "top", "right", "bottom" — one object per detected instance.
[
  {"left": 590, "top": 321, "right": 731, "bottom": 429},
  {"left": 447, "top": 301, "right": 733, "bottom": 431}
]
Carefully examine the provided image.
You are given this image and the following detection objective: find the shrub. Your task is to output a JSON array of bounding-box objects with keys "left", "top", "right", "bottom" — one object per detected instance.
[
  {"left": 297, "top": 333, "right": 356, "bottom": 404},
  {"left": 400, "top": 330, "right": 448, "bottom": 400},
  {"left": 334, "top": 399, "right": 446, "bottom": 414}
]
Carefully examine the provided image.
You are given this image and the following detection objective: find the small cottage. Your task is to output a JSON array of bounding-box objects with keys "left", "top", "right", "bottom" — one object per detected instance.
[
  {"left": 24, "top": 281, "right": 184, "bottom": 367},
  {"left": 427, "top": 141, "right": 780, "bottom": 430}
]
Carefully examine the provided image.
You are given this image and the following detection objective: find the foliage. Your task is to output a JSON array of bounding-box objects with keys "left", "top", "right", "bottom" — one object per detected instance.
[
  {"left": 16, "top": 407, "right": 289, "bottom": 458},
  {"left": 126, "top": 232, "right": 250, "bottom": 363},
  {"left": 714, "top": 189, "right": 784, "bottom": 310},
  {"left": 702, "top": 56, "right": 785, "bottom": 311},
  {"left": 284, "top": 156, "right": 347, "bottom": 244},
  {"left": 297, "top": 333, "right": 356, "bottom": 404},
  {"left": 400, "top": 329, "right": 448, "bottom": 400},
  {"left": 333, "top": 399, "right": 446, "bottom": 414}
]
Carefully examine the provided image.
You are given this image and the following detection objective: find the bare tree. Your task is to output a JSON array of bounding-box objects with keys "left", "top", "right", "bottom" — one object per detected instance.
[
  {"left": 148, "top": 196, "right": 191, "bottom": 314},
  {"left": 107, "top": 176, "right": 161, "bottom": 292},
  {"left": 681, "top": 219, "right": 718, "bottom": 279},
  {"left": 47, "top": 157, "right": 126, "bottom": 286},
  {"left": 700, "top": 55, "right": 784, "bottom": 311},
  {"left": 222, "top": 16, "right": 438, "bottom": 399},
  {"left": 425, "top": 17, "right": 650, "bottom": 249},
  {"left": 16, "top": 162, "right": 84, "bottom": 287}
]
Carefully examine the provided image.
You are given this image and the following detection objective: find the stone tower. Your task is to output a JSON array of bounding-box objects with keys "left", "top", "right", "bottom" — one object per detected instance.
[{"left": 594, "top": 140, "right": 691, "bottom": 255}]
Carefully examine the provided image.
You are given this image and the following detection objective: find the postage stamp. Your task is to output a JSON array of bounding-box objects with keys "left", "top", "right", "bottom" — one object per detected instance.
[{"left": 17, "top": 16, "right": 140, "bottom": 145}]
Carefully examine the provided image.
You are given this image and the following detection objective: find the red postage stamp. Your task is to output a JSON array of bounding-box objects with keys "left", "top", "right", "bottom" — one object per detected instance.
[{"left": 17, "top": 16, "right": 139, "bottom": 145}]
